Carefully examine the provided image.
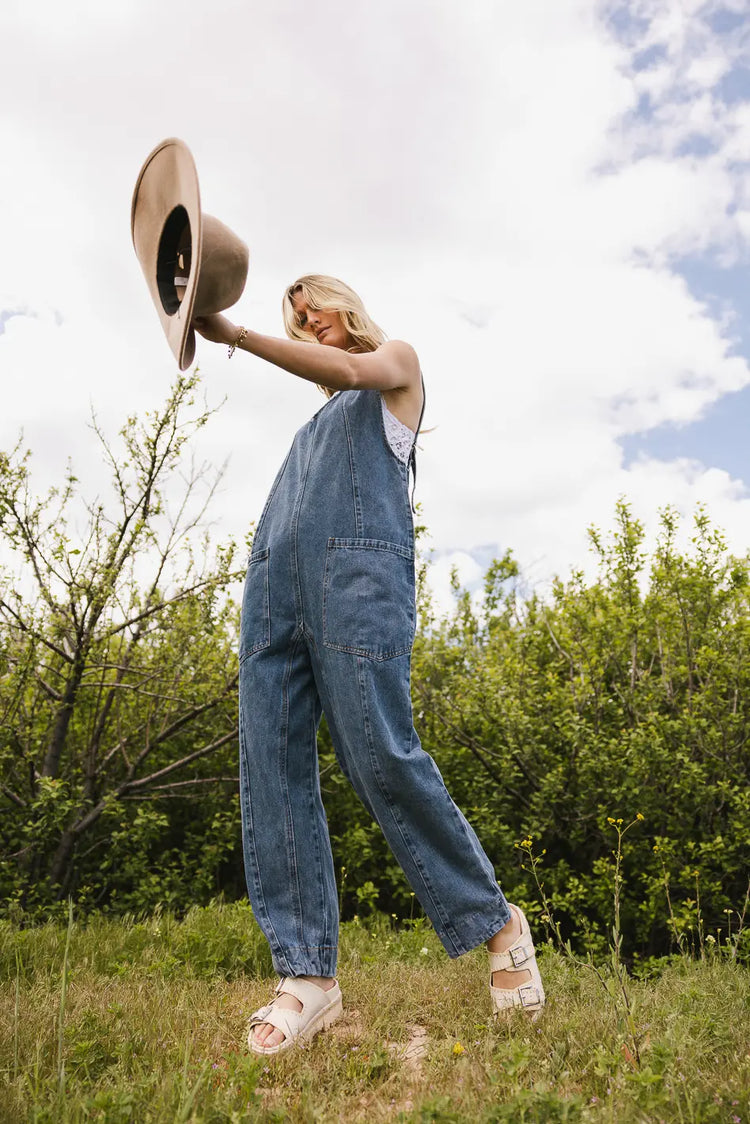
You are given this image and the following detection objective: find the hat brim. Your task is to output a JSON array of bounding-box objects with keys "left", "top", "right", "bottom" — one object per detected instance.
[{"left": 131, "top": 138, "right": 203, "bottom": 370}]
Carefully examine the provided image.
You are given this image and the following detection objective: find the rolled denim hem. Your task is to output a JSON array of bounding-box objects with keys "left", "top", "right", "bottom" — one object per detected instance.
[
  {"left": 270, "top": 945, "right": 338, "bottom": 978},
  {"left": 443, "top": 901, "right": 514, "bottom": 960}
]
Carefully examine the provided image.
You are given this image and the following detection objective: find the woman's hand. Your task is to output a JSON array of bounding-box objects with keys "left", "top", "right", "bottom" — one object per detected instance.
[{"left": 192, "top": 313, "right": 238, "bottom": 346}]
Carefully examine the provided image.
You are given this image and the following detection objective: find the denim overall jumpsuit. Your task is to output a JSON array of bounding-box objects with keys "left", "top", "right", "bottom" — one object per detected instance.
[{"left": 238, "top": 386, "right": 511, "bottom": 978}]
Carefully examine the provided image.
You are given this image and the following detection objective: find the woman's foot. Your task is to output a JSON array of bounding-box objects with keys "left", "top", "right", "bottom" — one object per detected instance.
[
  {"left": 487, "top": 907, "right": 530, "bottom": 990},
  {"left": 486, "top": 904, "right": 545, "bottom": 1015},
  {"left": 248, "top": 976, "right": 340, "bottom": 1052}
]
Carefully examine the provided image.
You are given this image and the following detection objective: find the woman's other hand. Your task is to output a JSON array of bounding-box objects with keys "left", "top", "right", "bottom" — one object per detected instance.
[{"left": 192, "top": 313, "right": 238, "bottom": 345}]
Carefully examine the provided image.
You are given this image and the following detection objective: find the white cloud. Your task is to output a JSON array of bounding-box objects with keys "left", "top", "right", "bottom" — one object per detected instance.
[{"left": 1, "top": 0, "right": 749, "bottom": 611}]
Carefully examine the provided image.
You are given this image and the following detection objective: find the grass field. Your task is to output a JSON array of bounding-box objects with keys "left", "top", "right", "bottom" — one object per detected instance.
[{"left": 1, "top": 903, "right": 749, "bottom": 1123}]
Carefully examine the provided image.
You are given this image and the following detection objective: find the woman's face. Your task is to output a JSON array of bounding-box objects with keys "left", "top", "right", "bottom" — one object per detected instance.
[{"left": 291, "top": 291, "right": 354, "bottom": 350}]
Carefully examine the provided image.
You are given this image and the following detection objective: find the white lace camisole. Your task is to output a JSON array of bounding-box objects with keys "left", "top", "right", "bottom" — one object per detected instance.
[{"left": 380, "top": 394, "right": 416, "bottom": 463}]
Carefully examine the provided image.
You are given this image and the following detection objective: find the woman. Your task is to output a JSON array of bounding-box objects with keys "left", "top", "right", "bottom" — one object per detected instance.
[{"left": 193, "top": 275, "right": 544, "bottom": 1055}]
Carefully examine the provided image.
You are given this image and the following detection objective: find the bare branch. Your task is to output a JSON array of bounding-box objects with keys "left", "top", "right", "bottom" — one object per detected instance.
[
  {"left": 126, "top": 729, "right": 238, "bottom": 791},
  {"left": 132, "top": 677, "right": 238, "bottom": 767},
  {"left": 67, "top": 728, "right": 238, "bottom": 840},
  {"left": 138, "top": 776, "right": 238, "bottom": 792},
  {"left": 1, "top": 785, "right": 26, "bottom": 808},
  {"left": 36, "top": 674, "right": 63, "bottom": 702},
  {"left": 101, "top": 579, "right": 222, "bottom": 639},
  {"left": 0, "top": 599, "right": 73, "bottom": 664}
]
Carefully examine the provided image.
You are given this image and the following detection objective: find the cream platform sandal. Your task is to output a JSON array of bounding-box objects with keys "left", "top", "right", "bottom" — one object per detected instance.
[
  {"left": 489, "top": 904, "right": 545, "bottom": 1018},
  {"left": 247, "top": 977, "right": 343, "bottom": 1055}
]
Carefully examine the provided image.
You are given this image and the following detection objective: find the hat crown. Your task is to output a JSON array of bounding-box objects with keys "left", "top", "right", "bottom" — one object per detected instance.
[{"left": 194, "top": 215, "right": 249, "bottom": 316}]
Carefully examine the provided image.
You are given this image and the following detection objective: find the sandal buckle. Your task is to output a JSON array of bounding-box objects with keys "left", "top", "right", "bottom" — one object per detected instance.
[
  {"left": 519, "top": 985, "right": 540, "bottom": 1008},
  {"left": 510, "top": 942, "right": 532, "bottom": 967}
]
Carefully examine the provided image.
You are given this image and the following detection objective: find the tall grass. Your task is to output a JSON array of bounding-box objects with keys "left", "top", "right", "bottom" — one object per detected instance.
[{"left": 56, "top": 899, "right": 74, "bottom": 1098}]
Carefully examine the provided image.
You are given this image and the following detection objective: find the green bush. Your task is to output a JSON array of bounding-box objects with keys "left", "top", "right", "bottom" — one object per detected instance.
[
  {"left": 405, "top": 504, "right": 750, "bottom": 960},
  {"left": 3, "top": 494, "right": 749, "bottom": 963}
]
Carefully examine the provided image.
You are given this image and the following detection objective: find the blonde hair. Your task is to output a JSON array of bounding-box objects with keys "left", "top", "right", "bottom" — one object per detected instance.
[{"left": 282, "top": 274, "right": 387, "bottom": 398}]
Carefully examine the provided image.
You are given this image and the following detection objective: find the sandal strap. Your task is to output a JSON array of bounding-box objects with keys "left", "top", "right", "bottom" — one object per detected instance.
[
  {"left": 491, "top": 983, "right": 543, "bottom": 1010},
  {"left": 488, "top": 938, "right": 536, "bottom": 972},
  {"left": 248, "top": 1002, "right": 274, "bottom": 1025},
  {"left": 275, "top": 976, "right": 340, "bottom": 1011},
  {"left": 273, "top": 976, "right": 331, "bottom": 1007},
  {"left": 250, "top": 1004, "right": 304, "bottom": 1041}
]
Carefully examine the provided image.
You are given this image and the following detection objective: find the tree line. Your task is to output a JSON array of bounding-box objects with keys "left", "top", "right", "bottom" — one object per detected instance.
[{"left": 2, "top": 377, "right": 748, "bottom": 961}]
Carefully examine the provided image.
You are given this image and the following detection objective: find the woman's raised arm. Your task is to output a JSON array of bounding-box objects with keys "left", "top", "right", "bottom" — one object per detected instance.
[{"left": 193, "top": 313, "right": 420, "bottom": 393}]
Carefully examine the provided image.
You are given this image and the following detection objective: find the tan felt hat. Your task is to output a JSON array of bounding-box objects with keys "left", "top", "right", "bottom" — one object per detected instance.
[{"left": 131, "top": 138, "right": 249, "bottom": 370}]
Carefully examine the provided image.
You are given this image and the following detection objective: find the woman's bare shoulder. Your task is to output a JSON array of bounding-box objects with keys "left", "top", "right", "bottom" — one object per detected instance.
[{"left": 377, "top": 340, "right": 421, "bottom": 379}]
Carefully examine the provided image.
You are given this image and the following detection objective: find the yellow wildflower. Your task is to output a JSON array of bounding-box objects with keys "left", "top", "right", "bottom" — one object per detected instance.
[{"left": 452, "top": 1042, "right": 466, "bottom": 1056}]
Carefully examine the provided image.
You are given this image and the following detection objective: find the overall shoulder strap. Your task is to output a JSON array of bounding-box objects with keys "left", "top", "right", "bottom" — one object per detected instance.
[{"left": 408, "top": 373, "right": 427, "bottom": 514}]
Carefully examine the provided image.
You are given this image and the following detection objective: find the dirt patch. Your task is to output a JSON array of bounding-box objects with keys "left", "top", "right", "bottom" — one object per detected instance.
[{"left": 386, "top": 1023, "right": 428, "bottom": 1073}]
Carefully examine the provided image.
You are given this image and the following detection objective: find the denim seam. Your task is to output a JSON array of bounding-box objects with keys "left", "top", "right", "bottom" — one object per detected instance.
[
  {"left": 307, "top": 631, "right": 380, "bottom": 824},
  {"left": 327, "top": 538, "right": 414, "bottom": 558},
  {"left": 253, "top": 447, "right": 292, "bottom": 545},
  {"left": 323, "top": 641, "right": 413, "bottom": 661},
  {"left": 282, "top": 943, "right": 339, "bottom": 950},
  {"left": 238, "top": 711, "right": 284, "bottom": 958},
  {"left": 355, "top": 655, "right": 461, "bottom": 956},
  {"left": 291, "top": 419, "right": 315, "bottom": 628},
  {"left": 239, "top": 550, "right": 271, "bottom": 662},
  {"left": 305, "top": 675, "right": 333, "bottom": 952},
  {"left": 279, "top": 628, "right": 306, "bottom": 948},
  {"left": 342, "top": 395, "right": 363, "bottom": 536}
]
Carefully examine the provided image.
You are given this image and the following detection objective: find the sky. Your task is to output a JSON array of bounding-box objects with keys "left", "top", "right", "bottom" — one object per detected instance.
[{"left": 1, "top": 0, "right": 749, "bottom": 611}]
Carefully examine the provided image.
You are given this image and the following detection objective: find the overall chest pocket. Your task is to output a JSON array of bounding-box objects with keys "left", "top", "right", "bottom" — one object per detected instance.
[
  {"left": 239, "top": 548, "right": 270, "bottom": 660},
  {"left": 323, "top": 538, "right": 416, "bottom": 660}
]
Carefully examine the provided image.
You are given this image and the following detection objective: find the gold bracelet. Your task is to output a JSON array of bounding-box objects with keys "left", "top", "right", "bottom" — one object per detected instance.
[{"left": 228, "top": 326, "right": 247, "bottom": 358}]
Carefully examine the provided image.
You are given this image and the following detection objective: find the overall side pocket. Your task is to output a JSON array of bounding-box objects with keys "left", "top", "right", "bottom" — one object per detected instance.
[
  {"left": 239, "top": 548, "right": 271, "bottom": 661},
  {"left": 322, "top": 538, "right": 415, "bottom": 660}
]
